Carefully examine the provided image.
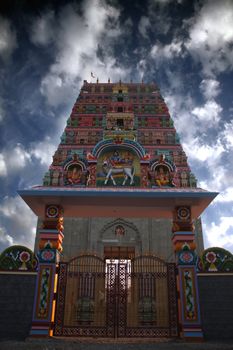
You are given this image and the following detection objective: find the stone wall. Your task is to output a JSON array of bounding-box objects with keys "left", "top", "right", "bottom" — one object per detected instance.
[
  {"left": 198, "top": 274, "right": 233, "bottom": 340},
  {"left": 35, "top": 217, "right": 204, "bottom": 262},
  {"left": 0, "top": 272, "right": 36, "bottom": 340}
]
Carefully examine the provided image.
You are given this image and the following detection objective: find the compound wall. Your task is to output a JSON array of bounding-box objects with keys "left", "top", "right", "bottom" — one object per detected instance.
[{"left": 0, "top": 272, "right": 37, "bottom": 340}]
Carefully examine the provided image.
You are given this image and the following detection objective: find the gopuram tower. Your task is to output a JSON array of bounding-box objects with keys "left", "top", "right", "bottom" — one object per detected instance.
[
  {"left": 19, "top": 80, "right": 217, "bottom": 340},
  {"left": 39, "top": 80, "right": 203, "bottom": 259}
]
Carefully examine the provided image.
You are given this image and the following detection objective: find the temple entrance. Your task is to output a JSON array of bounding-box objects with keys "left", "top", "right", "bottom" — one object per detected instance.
[{"left": 54, "top": 254, "right": 178, "bottom": 337}]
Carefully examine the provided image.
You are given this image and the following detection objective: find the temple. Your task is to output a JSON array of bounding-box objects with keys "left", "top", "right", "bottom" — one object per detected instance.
[
  {"left": 4, "top": 80, "right": 233, "bottom": 342},
  {"left": 25, "top": 80, "right": 208, "bottom": 261}
]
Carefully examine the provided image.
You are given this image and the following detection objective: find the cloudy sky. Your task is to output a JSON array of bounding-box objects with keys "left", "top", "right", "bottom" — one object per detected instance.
[{"left": 0, "top": 0, "right": 233, "bottom": 254}]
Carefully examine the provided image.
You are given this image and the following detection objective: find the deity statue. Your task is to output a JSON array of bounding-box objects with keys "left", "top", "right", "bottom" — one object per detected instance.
[
  {"left": 155, "top": 166, "right": 170, "bottom": 187},
  {"left": 67, "top": 165, "right": 82, "bottom": 184}
]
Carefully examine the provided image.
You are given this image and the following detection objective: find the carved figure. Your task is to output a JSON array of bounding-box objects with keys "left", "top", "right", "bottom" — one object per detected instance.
[
  {"left": 155, "top": 166, "right": 170, "bottom": 187},
  {"left": 103, "top": 151, "right": 134, "bottom": 186}
]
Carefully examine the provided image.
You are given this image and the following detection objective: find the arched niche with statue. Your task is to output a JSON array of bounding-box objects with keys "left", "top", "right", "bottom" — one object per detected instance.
[
  {"left": 150, "top": 155, "right": 176, "bottom": 187},
  {"left": 63, "top": 154, "right": 88, "bottom": 186},
  {"left": 96, "top": 147, "right": 140, "bottom": 186}
]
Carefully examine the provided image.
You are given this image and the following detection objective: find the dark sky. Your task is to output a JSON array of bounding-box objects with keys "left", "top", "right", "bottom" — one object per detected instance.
[{"left": 0, "top": 0, "right": 233, "bottom": 252}]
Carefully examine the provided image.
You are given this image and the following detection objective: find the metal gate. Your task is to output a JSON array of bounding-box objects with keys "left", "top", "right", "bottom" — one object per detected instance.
[{"left": 54, "top": 255, "right": 178, "bottom": 337}]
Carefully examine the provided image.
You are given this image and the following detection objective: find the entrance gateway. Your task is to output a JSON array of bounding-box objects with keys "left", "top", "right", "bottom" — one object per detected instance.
[
  {"left": 54, "top": 254, "right": 178, "bottom": 337},
  {"left": 18, "top": 81, "right": 217, "bottom": 340}
]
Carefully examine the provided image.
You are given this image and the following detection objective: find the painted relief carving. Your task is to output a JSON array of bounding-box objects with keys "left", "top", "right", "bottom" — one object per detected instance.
[{"left": 96, "top": 149, "right": 140, "bottom": 186}]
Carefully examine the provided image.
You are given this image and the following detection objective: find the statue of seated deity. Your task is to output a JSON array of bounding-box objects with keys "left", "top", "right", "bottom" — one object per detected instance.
[
  {"left": 67, "top": 165, "right": 83, "bottom": 184},
  {"left": 155, "top": 166, "right": 170, "bottom": 187}
]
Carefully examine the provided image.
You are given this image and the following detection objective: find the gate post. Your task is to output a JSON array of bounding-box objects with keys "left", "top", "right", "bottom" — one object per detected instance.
[
  {"left": 30, "top": 205, "right": 64, "bottom": 337},
  {"left": 172, "top": 206, "right": 203, "bottom": 340}
]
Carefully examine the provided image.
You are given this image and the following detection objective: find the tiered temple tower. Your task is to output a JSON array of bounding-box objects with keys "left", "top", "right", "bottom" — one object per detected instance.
[
  {"left": 19, "top": 81, "right": 217, "bottom": 340},
  {"left": 40, "top": 80, "right": 203, "bottom": 260}
]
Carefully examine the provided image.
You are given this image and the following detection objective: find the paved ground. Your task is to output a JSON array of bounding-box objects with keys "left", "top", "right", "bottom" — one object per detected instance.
[{"left": 0, "top": 338, "right": 233, "bottom": 350}]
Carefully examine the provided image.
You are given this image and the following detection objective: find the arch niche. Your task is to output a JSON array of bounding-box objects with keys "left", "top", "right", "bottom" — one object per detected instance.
[{"left": 97, "top": 218, "right": 142, "bottom": 258}]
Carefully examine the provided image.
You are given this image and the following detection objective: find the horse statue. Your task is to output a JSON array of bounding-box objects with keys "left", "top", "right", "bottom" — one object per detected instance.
[{"left": 103, "top": 158, "right": 135, "bottom": 186}]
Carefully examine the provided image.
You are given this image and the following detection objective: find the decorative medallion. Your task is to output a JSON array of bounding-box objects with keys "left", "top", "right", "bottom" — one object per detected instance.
[
  {"left": 177, "top": 206, "right": 191, "bottom": 221},
  {"left": 205, "top": 251, "right": 217, "bottom": 264},
  {"left": 40, "top": 249, "right": 56, "bottom": 262},
  {"left": 46, "top": 205, "right": 59, "bottom": 218},
  {"left": 19, "top": 251, "right": 31, "bottom": 270},
  {"left": 179, "top": 251, "right": 194, "bottom": 264}
]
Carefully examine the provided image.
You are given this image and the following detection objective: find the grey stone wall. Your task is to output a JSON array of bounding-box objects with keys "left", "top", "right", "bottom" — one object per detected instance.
[
  {"left": 35, "top": 217, "right": 204, "bottom": 262},
  {"left": 198, "top": 274, "right": 233, "bottom": 340},
  {"left": 0, "top": 272, "right": 36, "bottom": 340}
]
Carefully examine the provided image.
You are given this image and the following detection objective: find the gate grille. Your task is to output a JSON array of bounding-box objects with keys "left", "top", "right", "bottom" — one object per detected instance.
[{"left": 54, "top": 255, "right": 178, "bottom": 337}]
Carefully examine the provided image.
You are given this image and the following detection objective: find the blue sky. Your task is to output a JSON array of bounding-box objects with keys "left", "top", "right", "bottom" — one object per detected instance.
[{"left": 0, "top": 0, "right": 233, "bottom": 253}]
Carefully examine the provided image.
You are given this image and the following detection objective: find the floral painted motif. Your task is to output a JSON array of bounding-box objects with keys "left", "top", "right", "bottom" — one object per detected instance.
[
  {"left": 179, "top": 251, "right": 194, "bottom": 264},
  {"left": 0, "top": 245, "right": 38, "bottom": 271},
  {"left": 197, "top": 247, "right": 233, "bottom": 273},
  {"left": 19, "top": 251, "right": 31, "bottom": 270},
  {"left": 41, "top": 249, "right": 55, "bottom": 261}
]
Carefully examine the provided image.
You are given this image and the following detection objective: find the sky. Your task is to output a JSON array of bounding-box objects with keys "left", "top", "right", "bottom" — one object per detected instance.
[{"left": 0, "top": 0, "right": 233, "bottom": 254}]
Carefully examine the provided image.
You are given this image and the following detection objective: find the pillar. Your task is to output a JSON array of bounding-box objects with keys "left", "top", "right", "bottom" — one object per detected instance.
[
  {"left": 172, "top": 206, "right": 203, "bottom": 340},
  {"left": 30, "top": 205, "right": 64, "bottom": 337}
]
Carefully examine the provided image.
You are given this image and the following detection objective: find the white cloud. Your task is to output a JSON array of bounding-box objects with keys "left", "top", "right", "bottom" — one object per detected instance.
[
  {"left": 4, "top": 144, "right": 31, "bottom": 174},
  {"left": 0, "top": 144, "right": 31, "bottom": 177},
  {"left": 30, "top": 136, "right": 57, "bottom": 166},
  {"left": 30, "top": 11, "right": 55, "bottom": 46},
  {"left": 39, "top": 1, "right": 129, "bottom": 106},
  {"left": 0, "top": 196, "right": 37, "bottom": 251},
  {"left": 164, "top": 92, "right": 199, "bottom": 140},
  {"left": 0, "top": 226, "right": 14, "bottom": 246},
  {"left": 222, "top": 120, "right": 233, "bottom": 150},
  {"left": 191, "top": 100, "right": 222, "bottom": 127},
  {"left": 138, "top": 16, "right": 150, "bottom": 38},
  {"left": 199, "top": 166, "right": 229, "bottom": 193},
  {"left": 0, "top": 154, "right": 7, "bottom": 177},
  {"left": 147, "top": 0, "right": 172, "bottom": 34},
  {"left": 200, "top": 79, "right": 221, "bottom": 100},
  {"left": 0, "top": 16, "right": 17, "bottom": 61},
  {"left": 214, "top": 187, "right": 233, "bottom": 203},
  {"left": 0, "top": 97, "right": 5, "bottom": 122},
  {"left": 184, "top": 138, "right": 224, "bottom": 164},
  {"left": 185, "top": 0, "right": 233, "bottom": 76},
  {"left": 151, "top": 40, "right": 183, "bottom": 61},
  {"left": 203, "top": 217, "right": 233, "bottom": 251}
]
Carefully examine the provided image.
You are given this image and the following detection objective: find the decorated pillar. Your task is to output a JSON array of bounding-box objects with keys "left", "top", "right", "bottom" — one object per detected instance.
[
  {"left": 140, "top": 162, "right": 150, "bottom": 187},
  {"left": 172, "top": 206, "right": 203, "bottom": 340},
  {"left": 87, "top": 153, "right": 97, "bottom": 187},
  {"left": 30, "top": 205, "right": 64, "bottom": 337}
]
